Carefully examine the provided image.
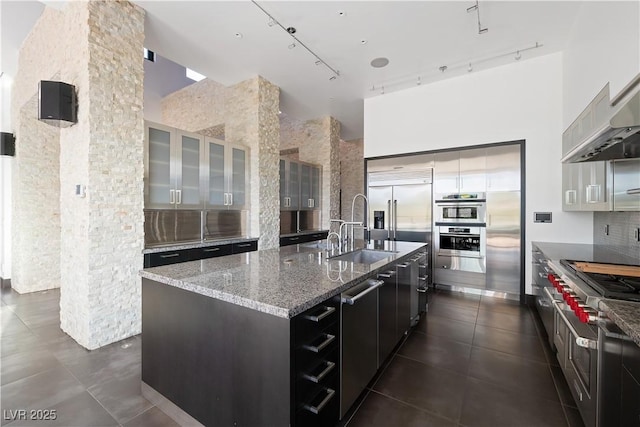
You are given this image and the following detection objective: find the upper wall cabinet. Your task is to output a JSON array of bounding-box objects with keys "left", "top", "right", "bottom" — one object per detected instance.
[
  {"left": 280, "top": 159, "right": 300, "bottom": 211},
  {"left": 280, "top": 159, "right": 321, "bottom": 211},
  {"left": 562, "top": 161, "right": 612, "bottom": 211},
  {"left": 434, "top": 148, "right": 486, "bottom": 196},
  {"left": 485, "top": 144, "right": 521, "bottom": 192},
  {"left": 145, "top": 122, "right": 204, "bottom": 210},
  {"left": 145, "top": 121, "right": 249, "bottom": 211},
  {"left": 205, "top": 139, "right": 249, "bottom": 210}
]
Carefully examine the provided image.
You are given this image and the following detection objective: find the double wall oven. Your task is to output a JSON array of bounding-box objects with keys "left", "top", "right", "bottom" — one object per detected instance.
[
  {"left": 434, "top": 194, "right": 486, "bottom": 288},
  {"left": 540, "top": 257, "right": 640, "bottom": 427}
]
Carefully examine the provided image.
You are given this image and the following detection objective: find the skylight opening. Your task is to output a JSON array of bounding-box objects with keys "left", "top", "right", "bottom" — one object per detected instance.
[
  {"left": 143, "top": 48, "right": 155, "bottom": 62},
  {"left": 186, "top": 68, "right": 206, "bottom": 82}
]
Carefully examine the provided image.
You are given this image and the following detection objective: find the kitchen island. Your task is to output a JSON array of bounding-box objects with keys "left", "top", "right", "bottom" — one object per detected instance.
[{"left": 140, "top": 240, "right": 426, "bottom": 427}]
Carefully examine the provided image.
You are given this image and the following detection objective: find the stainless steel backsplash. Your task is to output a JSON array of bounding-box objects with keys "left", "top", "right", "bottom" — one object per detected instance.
[
  {"left": 593, "top": 211, "right": 640, "bottom": 258},
  {"left": 145, "top": 209, "right": 247, "bottom": 247}
]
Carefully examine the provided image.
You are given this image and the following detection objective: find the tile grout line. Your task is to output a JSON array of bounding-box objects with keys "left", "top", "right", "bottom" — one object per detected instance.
[{"left": 366, "top": 388, "right": 460, "bottom": 425}]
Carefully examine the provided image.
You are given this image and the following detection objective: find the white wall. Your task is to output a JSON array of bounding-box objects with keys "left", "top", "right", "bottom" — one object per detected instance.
[
  {"left": 563, "top": 1, "right": 640, "bottom": 126},
  {"left": 364, "top": 53, "right": 594, "bottom": 295}
]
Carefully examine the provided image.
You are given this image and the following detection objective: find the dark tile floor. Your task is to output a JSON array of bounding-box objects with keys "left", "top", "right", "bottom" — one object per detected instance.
[
  {"left": 343, "top": 288, "right": 586, "bottom": 427},
  {"left": 0, "top": 287, "right": 177, "bottom": 427},
  {"left": 1, "top": 286, "right": 585, "bottom": 427}
]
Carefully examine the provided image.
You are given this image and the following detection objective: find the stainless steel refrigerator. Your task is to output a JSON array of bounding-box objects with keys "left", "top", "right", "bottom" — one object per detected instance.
[{"left": 367, "top": 170, "right": 432, "bottom": 243}]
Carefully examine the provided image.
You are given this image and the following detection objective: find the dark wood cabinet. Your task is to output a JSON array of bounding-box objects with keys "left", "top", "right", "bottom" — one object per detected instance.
[
  {"left": 144, "top": 248, "right": 193, "bottom": 268},
  {"left": 142, "top": 278, "right": 339, "bottom": 427},
  {"left": 232, "top": 240, "right": 258, "bottom": 254},
  {"left": 292, "top": 297, "right": 341, "bottom": 427},
  {"left": 144, "top": 240, "right": 256, "bottom": 267},
  {"left": 280, "top": 231, "right": 328, "bottom": 247},
  {"left": 622, "top": 340, "right": 640, "bottom": 427}
]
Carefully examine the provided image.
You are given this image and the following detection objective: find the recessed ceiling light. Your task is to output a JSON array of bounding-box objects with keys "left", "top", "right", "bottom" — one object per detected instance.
[
  {"left": 235, "top": 32, "right": 243, "bottom": 39},
  {"left": 370, "top": 57, "right": 389, "bottom": 68},
  {"left": 360, "top": 39, "right": 367, "bottom": 45},
  {"left": 338, "top": 10, "right": 346, "bottom": 17}
]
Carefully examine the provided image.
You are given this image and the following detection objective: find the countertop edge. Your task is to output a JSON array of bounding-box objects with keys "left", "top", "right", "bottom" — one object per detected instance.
[
  {"left": 142, "top": 237, "right": 259, "bottom": 254},
  {"left": 599, "top": 299, "right": 640, "bottom": 347},
  {"left": 141, "top": 244, "right": 427, "bottom": 319}
]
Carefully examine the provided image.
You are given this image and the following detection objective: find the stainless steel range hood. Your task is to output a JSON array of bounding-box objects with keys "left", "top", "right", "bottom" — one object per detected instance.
[{"left": 562, "top": 75, "right": 640, "bottom": 163}]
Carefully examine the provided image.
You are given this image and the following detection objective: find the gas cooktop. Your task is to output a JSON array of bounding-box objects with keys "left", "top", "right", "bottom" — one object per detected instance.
[{"left": 560, "top": 259, "right": 640, "bottom": 303}]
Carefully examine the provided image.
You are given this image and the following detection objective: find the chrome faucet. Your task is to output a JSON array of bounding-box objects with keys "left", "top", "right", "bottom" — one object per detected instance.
[{"left": 350, "top": 193, "right": 369, "bottom": 243}]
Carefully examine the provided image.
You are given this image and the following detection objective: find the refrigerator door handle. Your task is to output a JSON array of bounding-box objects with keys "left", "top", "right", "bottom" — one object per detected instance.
[
  {"left": 393, "top": 199, "right": 398, "bottom": 240},
  {"left": 387, "top": 199, "right": 392, "bottom": 240}
]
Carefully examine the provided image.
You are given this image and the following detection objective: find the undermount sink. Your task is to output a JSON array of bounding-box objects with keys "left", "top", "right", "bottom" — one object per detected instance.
[{"left": 329, "top": 249, "right": 398, "bottom": 264}]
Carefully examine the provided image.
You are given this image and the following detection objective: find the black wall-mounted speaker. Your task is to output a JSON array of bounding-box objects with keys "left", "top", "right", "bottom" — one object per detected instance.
[
  {"left": 1, "top": 132, "right": 15, "bottom": 156},
  {"left": 38, "top": 80, "right": 77, "bottom": 124}
]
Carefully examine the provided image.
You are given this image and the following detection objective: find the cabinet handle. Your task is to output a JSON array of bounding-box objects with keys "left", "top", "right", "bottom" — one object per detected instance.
[
  {"left": 303, "top": 334, "right": 335, "bottom": 353},
  {"left": 627, "top": 188, "right": 640, "bottom": 195},
  {"left": 573, "top": 380, "right": 583, "bottom": 402},
  {"left": 585, "top": 184, "right": 601, "bottom": 203},
  {"left": 378, "top": 271, "right": 396, "bottom": 279},
  {"left": 302, "top": 361, "right": 336, "bottom": 383},
  {"left": 169, "top": 189, "right": 175, "bottom": 204},
  {"left": 303, "top": 388, "right": 335, "bottom": 415},
  {"left": 223, "top": 193, "right": 228, "bottom": 206},
  {"left": 236, "top": 243, "right": 252, "bottom": 248},
  {"left": 565, "top": 190, "right": 577, "bottom": 205},
  {"left": 203, "top": 247, "right": 220, "bottom": 252},
  {"left": 417, "top": 287, "right": 427, "bottom": 293},
  {"left": 303, "top": 306, "right": 335, "bottom": 322},
  {"left": 289, "top": 237, "right": 300, "bottom": 241},
  {"left": 342, "top": 279, "right": 384, "bottom": 305},
  {"left": 229, "top": 193, "right": 233, "bottom": 206},
  {"left": 160, "top": 253, "right": 180, "bottom": 258},
  {"left": 418, "top": 276, "right": 427, "bottom": 281},
  {"left": 176, "top": 190, "right": 182, "bottom": 205}
]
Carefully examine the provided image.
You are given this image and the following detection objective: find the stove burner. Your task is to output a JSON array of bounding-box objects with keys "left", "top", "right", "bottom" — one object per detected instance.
[{"left": 560, "top": 259, "right": 640, "bottom": 302}]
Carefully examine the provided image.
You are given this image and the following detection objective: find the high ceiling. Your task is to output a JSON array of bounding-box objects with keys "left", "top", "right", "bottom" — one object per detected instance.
[{"left": 2, "top": 1, "right": 587, "bottom": 140}]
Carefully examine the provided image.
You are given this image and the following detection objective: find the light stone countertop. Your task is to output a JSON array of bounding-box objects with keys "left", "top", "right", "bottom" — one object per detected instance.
[
  {"left": 142, "top": 237, "right": 259, "bottom": 254},
  {"left": 140, "top": 240, "right": 427, "bottom": 318},
  {"left": 599, "top": 299, "right": 640, "bottom": 347}
]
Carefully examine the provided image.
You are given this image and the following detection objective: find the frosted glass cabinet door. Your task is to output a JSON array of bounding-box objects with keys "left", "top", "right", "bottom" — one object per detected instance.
[
  {"left": 207, "top": 141, "right": 226, "bottom": 207},
  {"left": 289, "top": 162, "right": 300, "bottom": 210},
  {"left": 147, "top": 126, "right": 173, "bottom": 208},
  {"left": 230, "top": 147, "right": 246, "bottom": 209},
  {"left": 311, "top": 166, "right": 321, "bottom": 209},
  {"left": 177, "top": 133, "right": 202, "bottom": 208},
  {"left": 300, "top": 164, "right": 311, "bottom": 209}
]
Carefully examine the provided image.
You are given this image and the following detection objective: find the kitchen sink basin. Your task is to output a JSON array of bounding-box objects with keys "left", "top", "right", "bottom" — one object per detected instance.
[{"left": 329, "top": 249, "right": 398, "bottom": 264}]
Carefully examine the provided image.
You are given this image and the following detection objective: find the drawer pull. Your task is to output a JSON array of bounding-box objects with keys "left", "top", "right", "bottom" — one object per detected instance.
[
  {"left": 236, "top": 243, "right": 252, "bottom": 248},
  {"left": 203, "top": 247, "right": 220, "bottom": 252},
  {"left": 417, "top": 287, "right": 427, "bottom": 293},
  {"left": 303, "top": 306, "right": 335, "bottom": 322},
  {"left": 303, "top": 361, "right": 335, "bottom": 383},
  {"left": 303, "top": 388, "right": 335, "bottom": 415},
  {"left": 290, "top": 237, "right": 300, "bottom": 241},
  {"left": 160, "top": 253, "right": 180, "bottom": 258},
  {"left": 418, "top": 276, "right": 427, "bottom": 281},
  {"left": 303, "top": 334, "right": 335, "bottom": 353}
]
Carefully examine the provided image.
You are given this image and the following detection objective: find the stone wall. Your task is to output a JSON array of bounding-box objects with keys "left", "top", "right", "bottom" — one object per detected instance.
[
  {"left": 226, "top": 76, "right": 280, "bottom": 250},
  {"left": 11, "top": 7, "right": 66, "bottom": 294},
  {"left": 340, "top": 138, "right": 365, "bottom": 228},
  {"left": 161, "top": 78, "right": 227, "bottom": 133},
  {"left": 12, "top": 1, "right": 145, "bottom": 349}
]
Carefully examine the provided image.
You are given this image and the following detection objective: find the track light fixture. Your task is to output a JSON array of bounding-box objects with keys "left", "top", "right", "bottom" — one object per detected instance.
[
  {"left": 371, "top": 42, "right": 543, "bottom": 94},
  {"left": 252, "top": 1, "right": 340, "bottom": 80},
  {"left": 467, "top": 1, "right": 488, "bottom": 35}
]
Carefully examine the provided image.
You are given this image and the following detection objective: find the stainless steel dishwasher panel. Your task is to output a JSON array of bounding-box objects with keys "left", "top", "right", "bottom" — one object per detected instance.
[
  {"left": 340, "top": 279, "right": 382, "bottom": 418},
  {"left": 397, "top": 260, "right": 417, "bottom": 337}
]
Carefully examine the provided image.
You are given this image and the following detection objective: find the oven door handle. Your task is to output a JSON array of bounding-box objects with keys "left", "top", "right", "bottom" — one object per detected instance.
[{"left": 552, "top": 300, "right": 598, "bottom": 350}]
